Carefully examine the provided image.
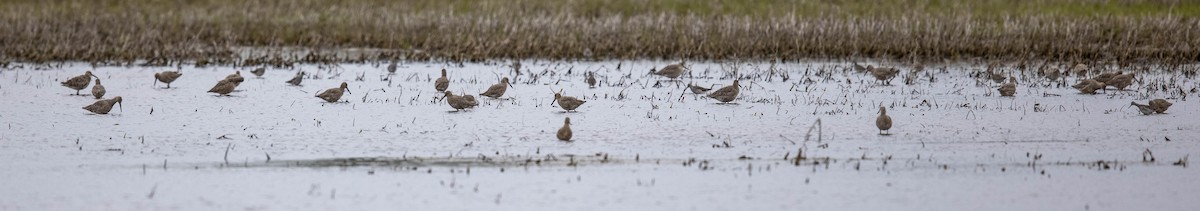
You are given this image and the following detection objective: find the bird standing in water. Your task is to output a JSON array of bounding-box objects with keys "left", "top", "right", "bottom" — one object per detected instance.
[{"left": 876, "top": 106, "right": 892, "bottom": 135}]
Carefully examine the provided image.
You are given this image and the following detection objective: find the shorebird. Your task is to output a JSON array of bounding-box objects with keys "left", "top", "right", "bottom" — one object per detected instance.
[
  {"left": 1043, "top": 67, "right": 1061, "bottom": 82},
  {"left": 91, "top": 79, "right": 106, "bottom": 99},
  {"left": 552, "top": 89, "right": 586, "bottom": 112},
  {"left": 82, "top": 96, "right": 122, "bottom": 114},
  {"left": 1071, "top": 63, "right": 1089, "bottom": 77},
  {"left": 998, "top": 77, "right": 1016, "bottom": 97},
  {"left": 687, "top": 82, "right": 712, "bottom": 94},
  {"left": 315, "top": 82, "right": 351, "bottom": 103},
  {"left": 1130, "top": 101, "right": 1155, "bottom": 115},
  {"left": 1093, "top": 71, "right": 1122, "bottom": 83},
  {"left": 987, "top": 70, "right": 1006, "bottom": 84},
  {"left": 480, "top": 77, "right": 512, "bottom": 99},
  {"left": 586, "top": 72, "right": 597, "bottom": 88},
  {"left": 1072, "top": 79, "right": 1105, "bottom": 94},
  {"left": 1149, "top": 99, "right": 1173, "bottom": 114},
  {"left": 154, "top": 71, "right": 183, "bottom": 88},
  {"left": 1107, "top": 72, "right": 1135, "bottom": 90},
  {"left": 707, "top": 79, "right": 740, "bottom": 103},
  {"left": 207, "top": 78, "right": 239, "bottom": 96},
  {"left": 557, "top": 117, "right": 572, "bottom": 141},
  {"left": 876, "top": 106, "right": 892, "bottom": 135},
  {"left": 286, "top": 71, "right": 304, "bottom": 86},
  {"left": 434, "top": 69, "right": 449, "bottom": 92},
  {"left": 61, "top": 71, "right": 96, "bottom": 95},
  {"left": 387, "top": 62, "right": 397, "bottom": 74},
  {"left": 462, "top": 95, "right": 479, "bottom": 108},
  {"left": 851, "top": 62, "right": 868, "bottom": 73},
  {"left": 224, "top": 71, "right": 245, "bottom": 85},
  {"left": 869, "top": 66, "right": 900, "bottom": 85},
  {"left": 250, "top": 67, "right": 266, "bottom": 77},
  {"left": 650, "top": 62, "right": 686, "bottom": 80},
  {"left": 444, "top": 91, "right": 471, "bottom": 111}
]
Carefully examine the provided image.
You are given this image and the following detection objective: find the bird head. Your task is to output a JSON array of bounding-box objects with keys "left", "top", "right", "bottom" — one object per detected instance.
[{"left": 113, "top": 96, "right": 123, "bottom": 112}]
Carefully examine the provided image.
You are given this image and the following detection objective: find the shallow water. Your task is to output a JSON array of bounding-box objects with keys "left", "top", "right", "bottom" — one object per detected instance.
[{"left": 0, "top": 61, "right": 1197, "bottom": 210}]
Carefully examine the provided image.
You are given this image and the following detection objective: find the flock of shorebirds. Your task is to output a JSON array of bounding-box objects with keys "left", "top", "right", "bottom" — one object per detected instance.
[
  {"left": 856, "top": 62, "right": 1174, "bottom": 134},
  {"left": 60, "top": 61, "right": 1174, "bottom": 140}
]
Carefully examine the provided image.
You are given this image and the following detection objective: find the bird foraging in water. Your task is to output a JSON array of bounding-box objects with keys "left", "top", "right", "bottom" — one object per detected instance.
[
  {"left": 315, "top": 82, "right": 351, "bottom": 103},
  {"left": 557, "top": 117, "right": 572, "bottom": 141},
  {"left": 154, "top": 71, "right": 182, "bottom": 88},
  {"left": 876, "top": 106, "right": 892, "bottom": 135},
  {"left": 1072, "top": 79, "right": 1105, "bottom": 94},
  {"left": 286, "top": 71, "right": 304, "bottom": 86},
  {"left": 91, "top": 79, "right": 106, "bottom": 99},
  {"left": 462, "top": 95, "right": 479, "bottom": 108},
  {"left": 998, "top": 77, "right": 1016, "bottom": 97},
  {"left": 552, "top": 89, "right": 586, "bottom": 112},
  {"left": 480, "top": 77, "right": 512, "bottom": 99},
  {"left": 1107, "top": 72, "right": 1135, "bottom": 90},
  {"left": 650, "top": 62, "right": 685, "bottom": 80},
  {"left": 207, "top": 78, "right": 239, "bottom": 96},
  {"left": 61, "top": 71, "right": 96, "bottom": 95},
  {"left": 1092, "top": 71, "right": 1122, "bottom": 83},
  {"left": 83, "top": 96, "right": 123, "bottom": 114},
  {"left": 434, "top": 69, "right": 449, "bottom": 92},
  {"left": 1130, "top": 101, "right": 1155, "bottom": 115},
  {"left": 224, "top": 71, "right": 245, "bottom": 85},
  {"left": 1149, "top": 99, "right": 1173, "bottom": 114},
  {"left": 687, "top": 82, "right": 713, "bottom": 94},
  {"left": 586, "top": 72, "right": 597, "bottom": 88},
  {"left": 707, "top": 79, "right": 740, "bottom": 103},
  {"left": 444, "top": 91, "right": 472, "bottom": 111},
  {"left": 250, "top": 67, "right": 265, "bottom": 77},
  {"left": 869, "top": 66, "right": 899, "bottom": 85}
]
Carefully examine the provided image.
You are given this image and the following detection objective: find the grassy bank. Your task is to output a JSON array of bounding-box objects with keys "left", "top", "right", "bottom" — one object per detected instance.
[{"left": 1, "top": 0, "right": 1198, "bottom": 65}]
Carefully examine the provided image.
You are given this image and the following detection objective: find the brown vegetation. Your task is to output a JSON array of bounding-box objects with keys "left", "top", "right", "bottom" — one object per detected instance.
[{"left": 0, "top": 0, "right": 1197, "bottom": 65}]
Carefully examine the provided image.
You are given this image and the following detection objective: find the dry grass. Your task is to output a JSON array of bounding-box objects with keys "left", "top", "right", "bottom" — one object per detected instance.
[{"left": 1, "top": 0, "right": 1198, "bottom": 65}]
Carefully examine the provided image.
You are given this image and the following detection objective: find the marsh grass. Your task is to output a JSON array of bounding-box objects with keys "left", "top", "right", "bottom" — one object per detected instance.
[{"left": 1, "top": 0, "right": 1198, "bottom": 65}]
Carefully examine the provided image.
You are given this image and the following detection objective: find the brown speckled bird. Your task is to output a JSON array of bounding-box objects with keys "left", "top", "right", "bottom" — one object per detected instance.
[
  {"left": 707, "top": 79, "right": 740, "bottom": 103},
  {"left": 557, "top": 117, "right": 573, "bottom": 141},
  {"left": 1149, "top": 99, "right": 1173, "bottom": 114},
  {"left": 315, "top": 82, "right": 351, "bottom": 103},
  {"left": 1107, "top": 72, "right": 1135, "bottom": 90},
  {"left": 83, "top": 96, "right": 123, "bottom": 114},
  {"left": 876, "top": 106, "right": 892, "bottom": 135},
  {"left": 250, "top": 67, "right": 266, "bottom": 77},
  {"left": 286, "top": 71, "right": 304, "bottom": 86},
  {"left": 998, "top": 77, "right": 1016, "bottom": 97},
  {"left": 434, "top": 69, "right": 449, "bottom": 92},
  {"left": 61, "top": 71, "right": 96, "bottom": 95},
  {"left": 91, "top": 79, "right": 106, "bottom": 99},
  {"left": 154, "top": 71, "right": 183, "bottom": 88},
  {"left": 553, "top": 90, "right": 586, "bottom": 112},
  {"left": 651, "top": 62, "right": 686, "bottom": 80},
  {"left": 480, "top": 77, "right": 512, "bottom": 99},
  {"left": 207, "top": 78, "right": 239, "bottom": 96}
]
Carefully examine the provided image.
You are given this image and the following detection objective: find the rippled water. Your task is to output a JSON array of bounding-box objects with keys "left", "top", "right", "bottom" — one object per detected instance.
[{"left": 0, "top": 61, "right": 1197, "bottom": 210}]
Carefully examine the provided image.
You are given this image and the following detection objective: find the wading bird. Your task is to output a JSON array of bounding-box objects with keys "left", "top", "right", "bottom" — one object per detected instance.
[
  {"left": 480, "top": 77, "right": 512, "bottom": 99},
  {"left": 61, "top": 71, "right": 96, "bottom": 95},
  {"left": 154, "top": 71, "right": 183, "bottom": 88},
  {"left": 707, "top": 79, "right": 740, "bottom": 103},
  {"left": 83, "top": 96, "right": 123, "bottom": 114},
  {"left": 557, "top": 117, "right": 573, "bottom": 141},
  {"left": 316, "top": 82, "right": 351, "bottom": 103}
]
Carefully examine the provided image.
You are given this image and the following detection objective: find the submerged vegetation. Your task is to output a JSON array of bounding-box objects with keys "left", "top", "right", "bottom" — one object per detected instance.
[{"left": 0, "top": 0, "right": 1198, "bottom": 65}]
